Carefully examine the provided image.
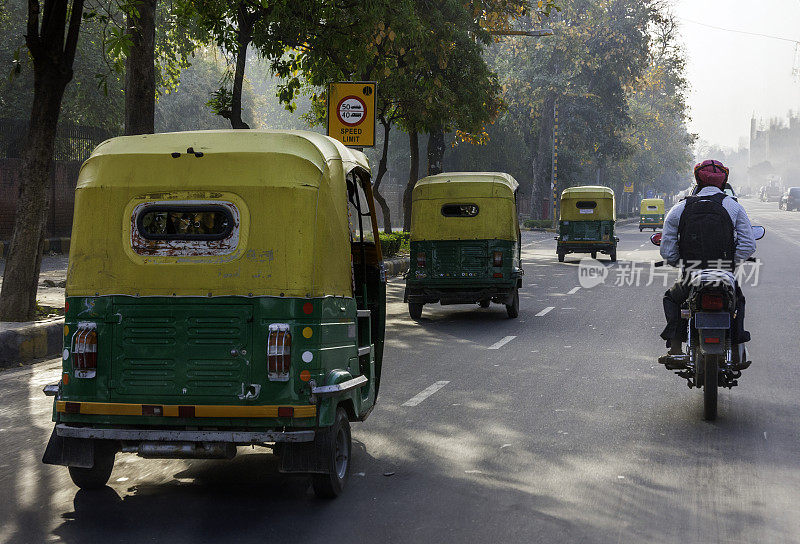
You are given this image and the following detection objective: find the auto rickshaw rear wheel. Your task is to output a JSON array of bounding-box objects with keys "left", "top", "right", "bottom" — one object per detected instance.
[
  {"left": 506, "top": 289, "right": 519, "bottom": 319},
  {"left": 610, "top": 249, "right": 617, "bottom": 262},
  {"left": 479, "top": 300, "right": 490, "bottom": 308},
  {"left": 408, "top": 303, "right": 423, "bottom": 320},
  {"left": 312, "top": 407, "right": 351, "bottom": 498},
  {"left": 591, "top": 251, "right": 597, "bottom": 259},
  {"left": 68, "top": 440, "right": 116, "bottom": 490},
  {"left": 557, "top": 250, "right": 565, "bottom": 263}
]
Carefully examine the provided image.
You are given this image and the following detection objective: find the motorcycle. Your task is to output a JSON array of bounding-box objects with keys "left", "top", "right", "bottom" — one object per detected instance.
[{"left": 650, "top": 225, "right": 765, "bottom": 420}]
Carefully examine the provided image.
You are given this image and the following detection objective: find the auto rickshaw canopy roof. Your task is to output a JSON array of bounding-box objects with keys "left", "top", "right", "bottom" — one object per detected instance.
[
  {"left": 410, "top": 172, "right": 519, "bottom": 241},
  {"left": 67, "top": 130, "right": 370, "bottom": 298},
  {"left": 559, "top": 186, "right": 616, "bottom": 221},
  {"left": 640, "top": 198, "right": 665, "bottom": 214}
]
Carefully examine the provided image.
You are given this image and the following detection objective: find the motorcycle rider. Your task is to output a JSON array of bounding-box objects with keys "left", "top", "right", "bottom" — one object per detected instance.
[{"left": 659, "top": 159, "right": 757, "bottom": 361}]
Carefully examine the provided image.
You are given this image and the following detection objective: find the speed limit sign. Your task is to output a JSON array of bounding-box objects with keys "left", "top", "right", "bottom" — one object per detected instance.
[{"left": 327, "top": 82, "right": 376, "bottom": 148}]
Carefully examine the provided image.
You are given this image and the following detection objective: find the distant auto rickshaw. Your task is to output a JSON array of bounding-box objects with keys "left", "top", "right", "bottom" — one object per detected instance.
[
  {"left": 42, "top": 130, "right": 386, "bottom": 498},
  {"left": 404, "top": 172, "right": 523, "bottom": 319},
  {"left": 556, "top": 186, "right": 618, "bottom": 262},
  {"left": 639, "top": 198, "right": 665, "bottom": 231}
]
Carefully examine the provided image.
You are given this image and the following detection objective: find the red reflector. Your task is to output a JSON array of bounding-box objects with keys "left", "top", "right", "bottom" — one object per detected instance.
[
  {"left": 278, "top": 407, "right": 294, "bottom": 418},
  {"left": 65, "top": 402, "right": 81, "bottom": 414},
  {"left": 178, "top": 406, "right": 195, "bottom": 418},
  {"left": 416, "top": 252, "right": 426, "bottom": 268},
  {"left": 303, "top": 302, "right": 313, "bottom": 315},
  {"left": 704, "top": 337, "right": 721, "bottom": 344},
  {"left": 493, "top": 273, "right": 503, "bottom": 278},
  {"left": 700, "top": 293, "right": 724, "bottom": 311},
  {"left": 62, "top": 372, "right": 69, "bottom": 385},
  {"left": 142, "top": 405, "right": 163, "bottom": 416},
  {"left": 65, "top": 301, "right": 69, "bottom": 312}
]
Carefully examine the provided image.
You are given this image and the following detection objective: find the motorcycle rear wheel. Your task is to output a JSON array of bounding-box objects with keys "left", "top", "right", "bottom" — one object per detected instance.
[{"left": 703, "top": 355, "right": 718, "bottom": 421}]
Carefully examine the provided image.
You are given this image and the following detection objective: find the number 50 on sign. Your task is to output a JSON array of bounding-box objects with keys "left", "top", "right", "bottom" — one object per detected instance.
[{"left": 327, "top": 82, "right": 376, "bottom": 148}]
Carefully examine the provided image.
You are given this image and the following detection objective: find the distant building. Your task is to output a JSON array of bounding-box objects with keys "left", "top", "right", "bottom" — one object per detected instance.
[{"left": 749, "top": 113, "right": 800, "bottom": 188}]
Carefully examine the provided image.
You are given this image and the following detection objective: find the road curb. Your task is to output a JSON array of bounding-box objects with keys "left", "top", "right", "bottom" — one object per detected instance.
[
  {"left": 0, "top": 318, "right": 64, "bottom": 369},
  {"left": 384, "top": 256, "right": 410, "bottom": 277}
]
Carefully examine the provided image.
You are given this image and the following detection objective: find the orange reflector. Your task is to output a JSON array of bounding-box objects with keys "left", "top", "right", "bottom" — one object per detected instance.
[
  {"left": 300, "top": 370, "right": 311, "bottom": 382},
  {"left": 178, "top": 406, "right": 195, "bottom": 418},
  {"left": 65, "top": 402, "right": 80, "bottom": 414},
  {"left": 278, "top": 407, "right": 294, "bottom": 418},
  {"left": 704, "top": 337, "right": 721, "bottom": 344},
  {"left": 142, "top": 405, "right": 163, "bottom": 416},
  {"left": 62, "top": 372, "right": 69, "bottom": 385},
  {"left": 303, "top": 302, "right": 313, "bottom": 315}
]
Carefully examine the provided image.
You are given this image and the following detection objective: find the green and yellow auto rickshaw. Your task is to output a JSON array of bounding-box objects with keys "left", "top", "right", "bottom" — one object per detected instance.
[
  {"left": 639, "top": 198, "right": 665, "bottom": 231},
  {"left": 556, "top": 186, "right": 617, "bottom": 262},
  {"left": 42, "top": 130, "right": 385, "bottom": 498},
  {"left": 404, "top": 172, "right": 523, "bottom": 319}
]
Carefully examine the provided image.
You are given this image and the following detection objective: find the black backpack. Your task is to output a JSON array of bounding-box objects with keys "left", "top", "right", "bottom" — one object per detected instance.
[{"left": 678, "top": 192, "right": 735, "bottom": 269}]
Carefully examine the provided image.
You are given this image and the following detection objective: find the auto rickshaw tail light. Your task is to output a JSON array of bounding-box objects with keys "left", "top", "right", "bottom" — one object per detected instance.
[
  {"left": 700, "top": 293, "right": 724, "bottom": 311},
  {"left": 267, "top": 323, "right": 291, "bottom": 381},
  {"left": 493, "top": 251, "right": 503, "bottom": 267},
  {"left": 72, "top": 322, "right": 98, "bottom": 377},
  {"left": 416, "top": 252, "right": 426, "bottom": 268}
]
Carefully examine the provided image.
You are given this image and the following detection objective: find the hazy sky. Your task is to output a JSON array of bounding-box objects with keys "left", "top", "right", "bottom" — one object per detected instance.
[{"left": 674, "top": 0, "right": 800, "bottom": 149}]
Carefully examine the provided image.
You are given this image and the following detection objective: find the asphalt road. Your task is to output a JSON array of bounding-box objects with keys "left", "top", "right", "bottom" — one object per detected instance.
[{"left": 1, "top": 199, "right": 798, "bottom": 544}]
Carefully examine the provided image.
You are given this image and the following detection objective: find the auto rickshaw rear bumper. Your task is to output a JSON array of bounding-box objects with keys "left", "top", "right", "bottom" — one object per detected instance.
[
  {"left": 404, "top": 284, "right": 516, "bottom": 305},
  {"left": 54, "top": 423, "right": 315, "bottom": 443},
  {"left": 557, "top": 241, "right": 616, "bottom": 254}
]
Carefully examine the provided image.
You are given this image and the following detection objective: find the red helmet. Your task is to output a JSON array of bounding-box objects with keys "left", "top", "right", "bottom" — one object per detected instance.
[{"left": 694, "top": 159, "right": 729, "bottom": 189}]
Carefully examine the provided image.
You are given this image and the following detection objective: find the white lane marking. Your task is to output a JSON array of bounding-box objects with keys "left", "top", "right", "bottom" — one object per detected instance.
[
  {"left": 567, "top": 286, "right": 580, "bottom": 295},
  {"left": 536, "top": 306, "right": 555, "bottom": 317},
  {"left": 488, "top": 335, "right": 517, "bottom": 350},
  {"left": 402, "top": 381, "right": 450, "bottom": 407}
]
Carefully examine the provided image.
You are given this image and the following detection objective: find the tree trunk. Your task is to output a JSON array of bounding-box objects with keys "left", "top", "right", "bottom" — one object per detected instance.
[
  {"left": 0, "top": 0, "right": 83, "bottom": 321},
  {"left": 124, "top": 0, "right": 156, "bottom": 135},
  {"left": 229, "top": 3, "right": 255, "bottom": 130},
  {"left": 426, "top": 125, "right": 445, "bottom": 175},
  {"left": 372, "top": 120, "right": 393, "bottom": 233},
  {"left": 0, "top": 74, "right": 69, "bottom": 320},
  {"left": 532, "top": 93, "right": 555, "bottom": 220},
  {"left": 402, "top": 130, "right": 419, "bottom": 232}
]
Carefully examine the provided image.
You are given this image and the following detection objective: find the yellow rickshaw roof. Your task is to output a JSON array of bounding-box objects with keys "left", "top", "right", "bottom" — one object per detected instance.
[
  {"left": 85, "top": 129, "right": 370, "bottom": 185},
  {"left": 641, "top": 198, "right": 664, "bottom": 205},
  {"left": 560, "top": 186, "right": 615, "bottom": 200},
  {"left": 413, "top": 172, "right": 519, "bottom": 198}
]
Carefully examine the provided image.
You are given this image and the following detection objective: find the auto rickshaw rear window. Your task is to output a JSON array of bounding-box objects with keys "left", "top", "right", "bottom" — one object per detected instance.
[
  {"left": 646, "top": 205, "right": 658, "bottom": 211},
  {"left": 137, "top": 205, "right": 234, "bottom": 241},
  {"left": 441, "top": 204, "right": 479, "bottom": 217},
  {"left": 576, "top": 201, "right": 597, "bottom": 209}
]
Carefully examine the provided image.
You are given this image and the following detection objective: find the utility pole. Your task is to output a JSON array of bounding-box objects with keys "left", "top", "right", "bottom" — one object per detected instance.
[{"left": 551, "top": 99, "right": 559, "bottom": 228}]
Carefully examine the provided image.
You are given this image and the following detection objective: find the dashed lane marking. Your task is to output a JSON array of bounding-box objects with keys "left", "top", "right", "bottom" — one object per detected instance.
[
  {"left": 488, "top": 335, "right": 517, "bottom": 350},
  {"left": 402, "top": 381, "right": 450, "bottom": 407},
  {"left": 567, "top": 286, "right": 580, "bottom": 295},
  {"left": 536, "top": 306, "right": 555, "bottom": 317}
]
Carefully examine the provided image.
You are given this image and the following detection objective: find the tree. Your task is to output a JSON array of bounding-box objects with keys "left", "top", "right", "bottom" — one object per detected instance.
[
  {"left": 0, "top": 0, "right": 85, "bottom": 321},
  {"left": 124, "top": 0, "right": 156, "bottom": 134}
]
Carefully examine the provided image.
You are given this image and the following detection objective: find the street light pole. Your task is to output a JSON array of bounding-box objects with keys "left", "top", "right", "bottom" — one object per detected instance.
[{"left": 490, "top": 24, "right": 555, "bottom": 222}]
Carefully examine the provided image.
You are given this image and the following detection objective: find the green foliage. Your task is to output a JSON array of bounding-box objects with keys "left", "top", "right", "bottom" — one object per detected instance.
[
  {"left": 379, "top": 231, "right": 410, "bottom": 257},
  {"left": 523, "top": 219, "right": 553, "bottom": 229}
]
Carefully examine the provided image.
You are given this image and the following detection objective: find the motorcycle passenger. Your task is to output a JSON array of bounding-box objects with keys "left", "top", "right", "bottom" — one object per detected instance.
[{"left": 659, "top": 159, "right": 757, "bottom": 360}]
